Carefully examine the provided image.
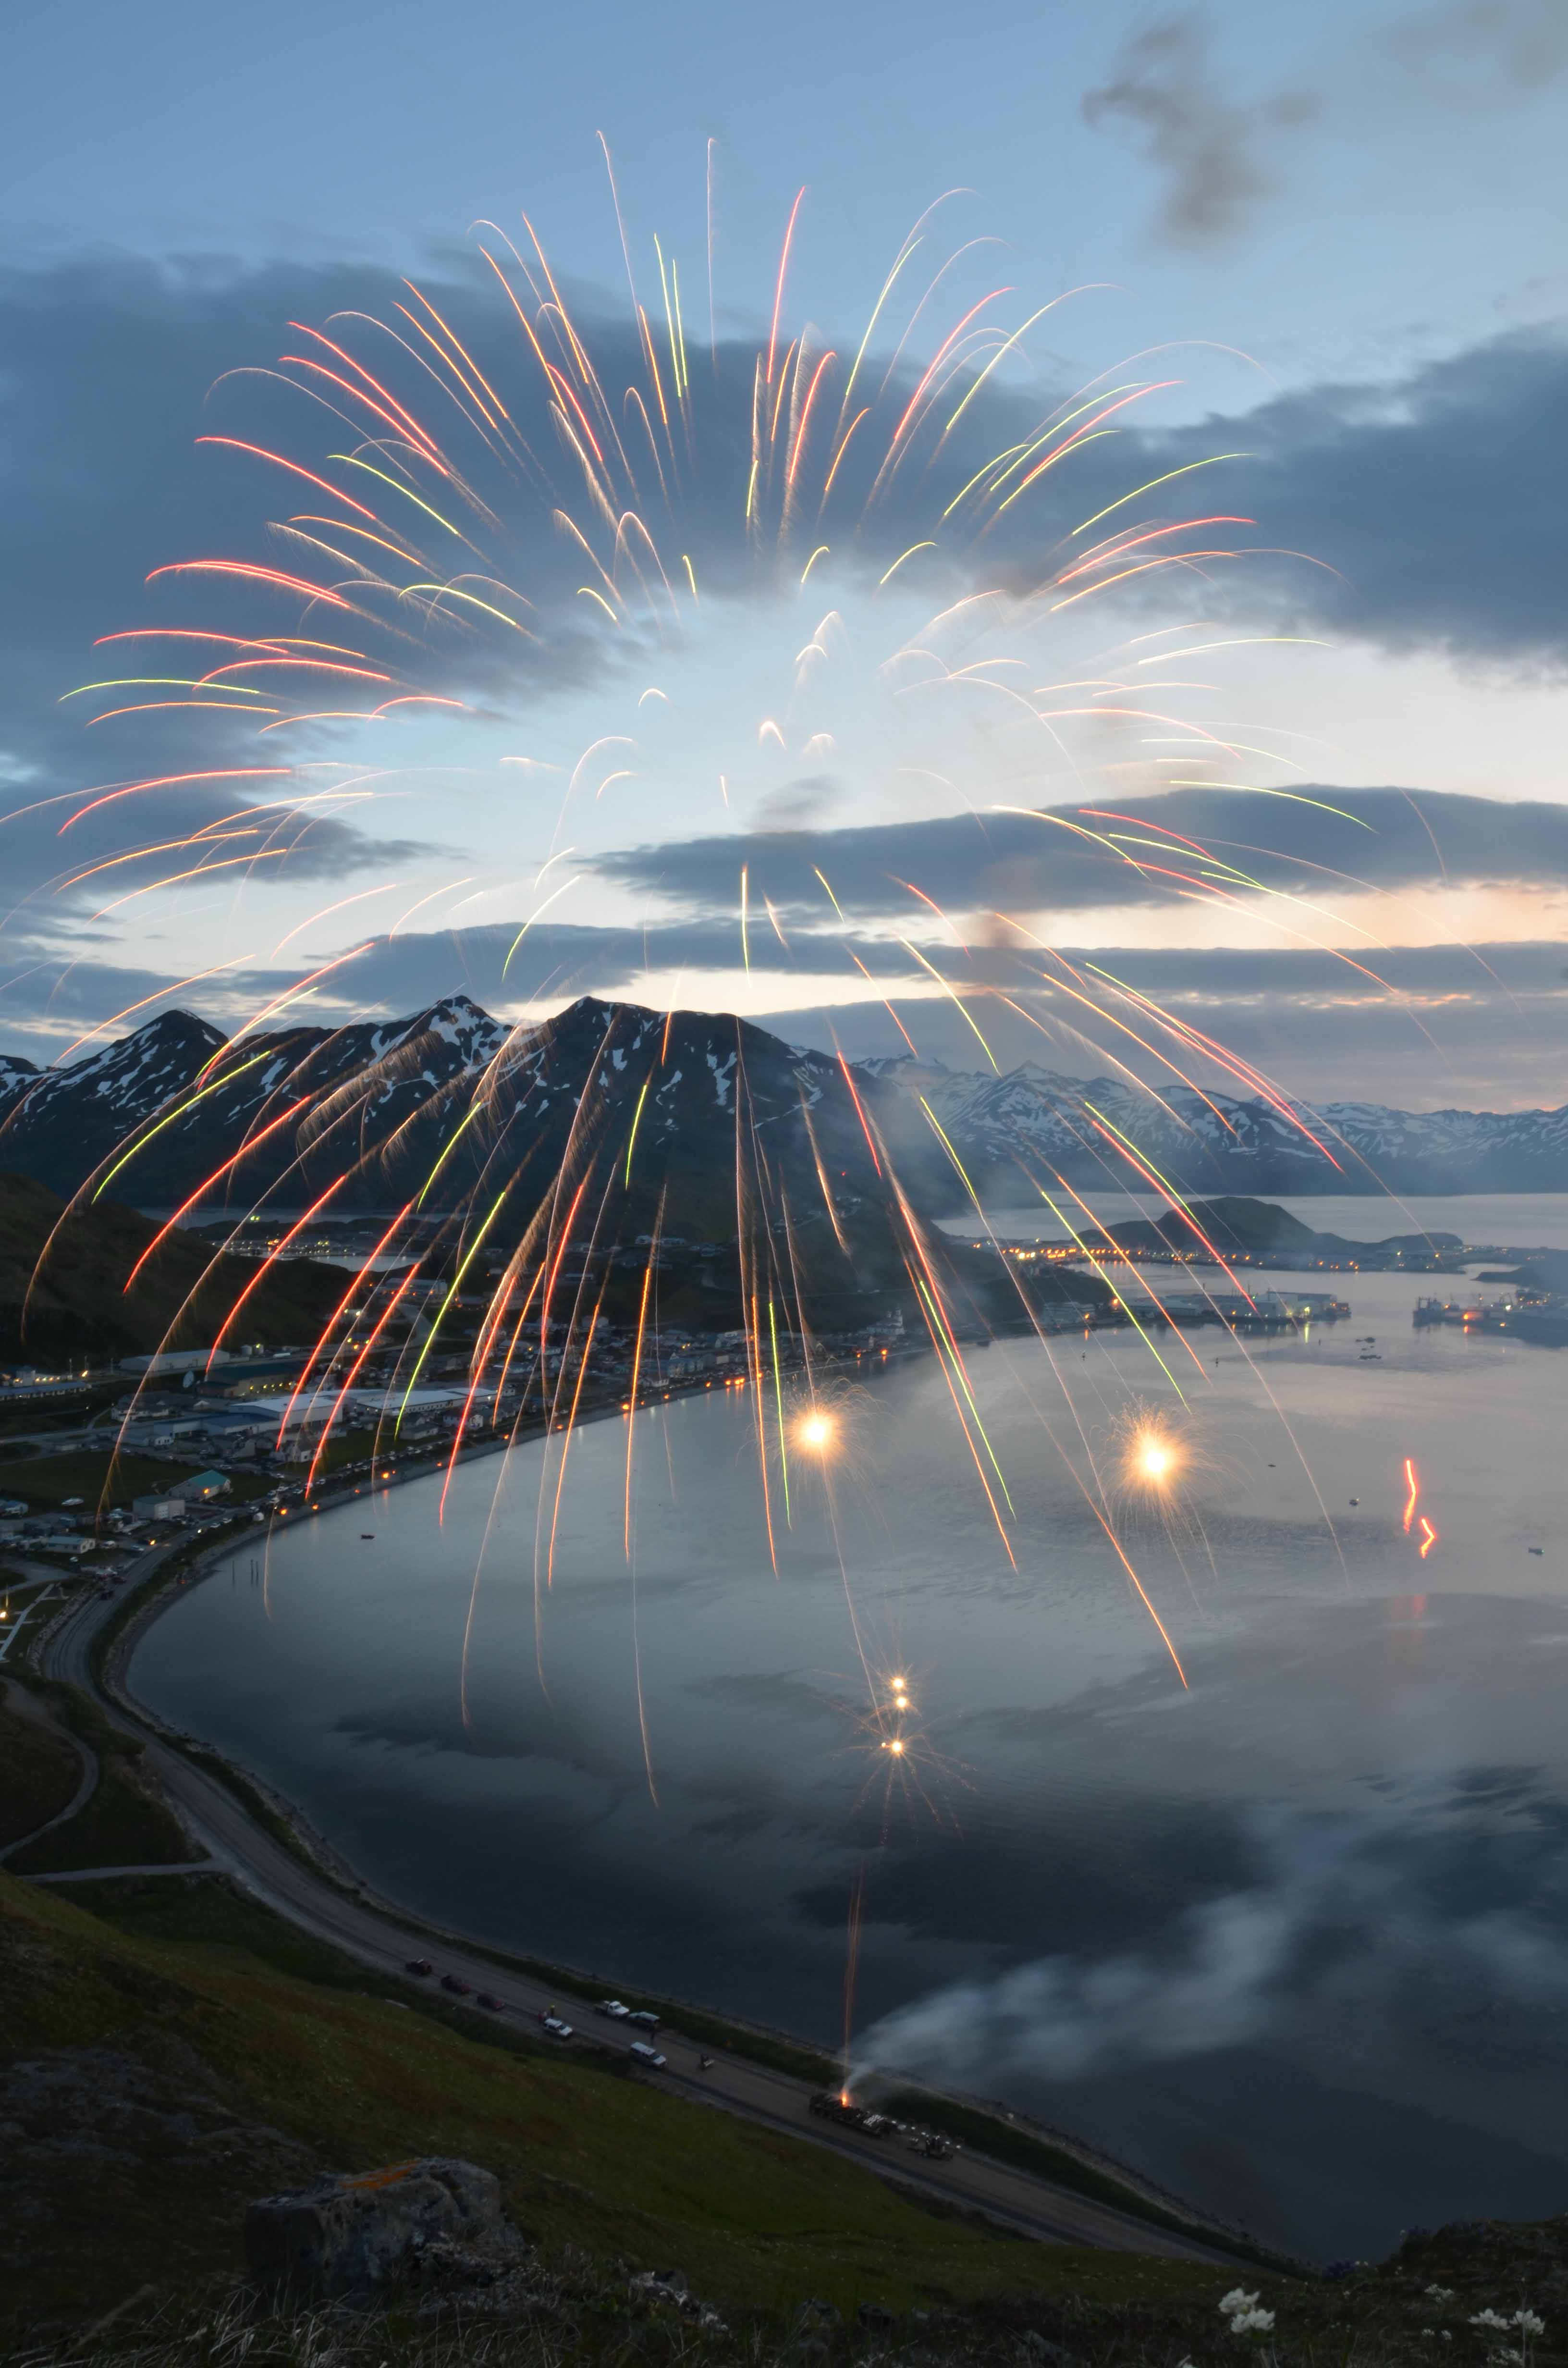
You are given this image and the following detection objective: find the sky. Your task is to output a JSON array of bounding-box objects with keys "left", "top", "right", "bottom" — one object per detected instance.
[{"left": 3, "top": 0, "right": 1567, "bottom": 1110}]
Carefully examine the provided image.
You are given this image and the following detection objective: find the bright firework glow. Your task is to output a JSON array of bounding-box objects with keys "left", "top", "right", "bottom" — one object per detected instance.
[
  {"left": 27, "top": 156, "right": 1448, "bottom": 1801},
  {"left": 1124, "top": 1419, "right": 1184, "bottom": 1495}
]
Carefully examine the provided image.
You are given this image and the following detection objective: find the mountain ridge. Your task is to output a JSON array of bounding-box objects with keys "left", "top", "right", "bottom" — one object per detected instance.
[{"left": 0, "top": 995, "right": 1562, "bottom": 1209}]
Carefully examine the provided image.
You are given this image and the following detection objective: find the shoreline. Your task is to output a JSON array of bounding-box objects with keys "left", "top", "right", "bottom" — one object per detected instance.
[{"left": 90, "top": 1429, "right": 1270, "bottom": 2264}]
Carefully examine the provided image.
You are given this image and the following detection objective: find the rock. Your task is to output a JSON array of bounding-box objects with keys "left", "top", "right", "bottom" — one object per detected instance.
[
  {"left": 858, "top": 2301, "right": 896, "bottom": 2332},
  {"left": 628, "top": 2269, "right": 726, "bottom": 2332},
  {"left": 630, "top": 2269, "right": 689, "bottom": 2302},
  {"left": 797, "top": 2298, "right": 843, "bottom": 2331},
  {"left": 245, "top": 2157, "right": 504, "bottom": 2295}
]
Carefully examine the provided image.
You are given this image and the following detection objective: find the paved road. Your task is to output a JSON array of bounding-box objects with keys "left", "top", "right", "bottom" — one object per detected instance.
[{"left": 30, "top": 1550, "right": 1243, "bottom": 2267}]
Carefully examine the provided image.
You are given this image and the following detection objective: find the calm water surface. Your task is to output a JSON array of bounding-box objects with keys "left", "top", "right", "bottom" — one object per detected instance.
[{"left": 135, "top": 1235, "right": 1568, "bottom": 2261}]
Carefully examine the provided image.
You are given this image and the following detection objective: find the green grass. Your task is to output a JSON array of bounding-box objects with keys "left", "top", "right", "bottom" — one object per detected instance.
[
  {"left": 0, "top": 1871, "right": 1247, "bottom": 2331},
  {"left": 1, "top": 1674, "right": 197, "bottom": 1875},
  {"left": 5, "top": 1753, "right": 196, "bottom": 1875},
  {"left": 0, "top": 1692, "right": 81, "bottom": 1845},
  {"left": 6, "top": 1671, "right": 146, "bottom": 1765},
  {"left": 0, "top": 1447, "right": 267, "bottom": 1511}
]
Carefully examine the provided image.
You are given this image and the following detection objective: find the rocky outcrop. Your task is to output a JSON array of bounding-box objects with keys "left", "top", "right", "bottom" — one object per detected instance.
[{"left": 245, "top": 2157, "right": 513, "bottom": 2295}]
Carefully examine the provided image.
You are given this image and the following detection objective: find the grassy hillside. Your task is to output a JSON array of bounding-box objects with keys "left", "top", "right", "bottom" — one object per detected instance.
[
  {"left": 1, "top": 1676, "right": 199, "bottom": 1875},
  {"left": 0, "top": 1172, "right": 348, "bottom": 1364},
  {"left": 0, "top": 1870, "right": 1234, "bottom": 2331},
  {"left": 6, "top": 1869, "right": 1567, "bottom": 2364},
  {"left": 0, "top": 1692, "right": 79, "bottom": 1844}
]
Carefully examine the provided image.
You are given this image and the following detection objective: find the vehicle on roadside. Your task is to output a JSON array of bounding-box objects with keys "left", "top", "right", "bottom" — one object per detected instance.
[
  {"left": 405, "top": 1958, "right": 434, "bottom": 1976},
  {"left": 441, "top": 1973, "right": 472, "bottom": 1996},
  {"left": 477, "top": 1992, "right": 505, "bottom": 2012},
  {"left": 808, "top": 2091, "right": 895, "bottom": 2137},
  {"left": 625, "top": 2009, "right": 661, "bottom": 2032},
  {"left": 629, "top": 2039, "right": 666, "bottom": 2069},
  {"left": 595, "top": 1998, "right": 630, "bottom": 2018},
  {"left": 810, "top": 2090, "right": 852, "bottom": 2122},
  {"left": 540, "top": 2013, "right": 573, "bottom": 2038}
]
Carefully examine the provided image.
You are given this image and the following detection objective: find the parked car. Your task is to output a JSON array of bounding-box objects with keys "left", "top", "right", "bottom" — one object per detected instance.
[
  {"left": 477, "top": 1993, "right": 505, "bottom": 2013},
  {"left": 625, "top": 2009, "right": 661, "bottom": 2033},
  {"left": 628, "top": 2039, "right": 667, "bottom": 2069},
  {"left": 540, "top": 2013, "right": 574, "bottom": 2039},
  {"left": 441, "top": 1973, "right": 472, "bottom": 1996},
  {"left": 595, "top": 1998, "right": 630, "bottom": 2019},
  {"left": 404, "top": 1958, "right": 434, "bottom": 1976}
]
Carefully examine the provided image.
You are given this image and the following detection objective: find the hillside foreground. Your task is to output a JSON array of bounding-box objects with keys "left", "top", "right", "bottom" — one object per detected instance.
[{"left": 3, "top": 1865, "right": 1567, "bottom": 2368}]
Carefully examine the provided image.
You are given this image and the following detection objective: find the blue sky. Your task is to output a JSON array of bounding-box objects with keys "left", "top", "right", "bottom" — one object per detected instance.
[{"left": 3, "top": 0, "right": 1567, "bottom": 1105}]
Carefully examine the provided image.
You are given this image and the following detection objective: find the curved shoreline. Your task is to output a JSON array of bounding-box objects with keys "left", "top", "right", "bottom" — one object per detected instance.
[{"left": 97, "top": 1420, "right": 1272, "bottom": 2265}]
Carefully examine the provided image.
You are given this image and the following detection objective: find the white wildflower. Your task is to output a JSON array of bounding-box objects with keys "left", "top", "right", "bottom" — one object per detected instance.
[
  {"left": 1472, "top": 2312, "right": 1511, "bottom": 2332},
  {"left": 1220, "top": 2291, "right": 1260, "bottom": 2317},
  {"left": 1233, "top": 2311, "right": 1276, "bottom": 2335},
  {"left": 1514, "top": 2313, "right": 1545, "bottom": 2339},
  {"left": 1426, "top": 2287, "right": 1457, "bottom": 2305}
]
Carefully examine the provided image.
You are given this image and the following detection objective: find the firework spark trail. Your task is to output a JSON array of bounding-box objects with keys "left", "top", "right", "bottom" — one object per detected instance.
[
  {"left": 1078, "top": 1108, "right": 1260, "bottom": 1310},
  {"left": 841, "top": 1863, "right": 866, "bottom": 2097},
  {"left": 543, "top": 1292, "right": 604, "bottom": 1587},
  {"left": 206, "top": 1172, "right": 352, "bottom": 1371},
  {"left": 46, "top": 160, "right": 1432, "bottom": 1742},
  {"left": 1038, "top": 1186, "right": 1190, "bottom": 1404},
  {"left": 121, "top": 1099, "right": 311, "bottom": 1293},
  {"left": 905, "top": 1090, "right": 1203, "bottom": 1686},
  {"left": 302, "top": 1265, "right": 424, "bottom": 1494},
  {"left": 623, "top": 1188, "right": 665, "bottom": 1559}
]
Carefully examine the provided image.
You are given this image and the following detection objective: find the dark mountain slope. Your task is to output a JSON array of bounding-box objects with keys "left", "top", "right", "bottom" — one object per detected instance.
[{"left": 0, "top": 1172, "right": 349, "bottom": 1363}]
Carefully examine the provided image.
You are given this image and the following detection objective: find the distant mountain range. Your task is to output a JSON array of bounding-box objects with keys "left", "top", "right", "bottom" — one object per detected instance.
[
  {"left": 0, "top": 994, "right": 1562, "bottom": 1215},
  {"left": 892, "top": 1057, "right": 1568, "bottom": 1202}
]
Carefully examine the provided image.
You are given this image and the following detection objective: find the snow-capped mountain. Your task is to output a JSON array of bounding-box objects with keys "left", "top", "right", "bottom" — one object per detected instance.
[
  {"left": 898, "top": 1058, "right": 1568, "bottom": 1199},
  {"left": 0, "top": 996, "right": 919, "bottom": 1215},
  {"left": 0, "top": 996, "right": 1561, "bottom": 1213}
]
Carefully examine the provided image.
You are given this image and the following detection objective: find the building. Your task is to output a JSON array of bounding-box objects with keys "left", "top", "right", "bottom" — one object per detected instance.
[
  {"left": 168, "top": 1470, "right": 232, "bottom": 1504},
  {"left": 118, "top": 1349, "right": 235, "bottom": 1378},
  {"left": 132, "top": 1495, "right": 187, "bottom": 1522}
]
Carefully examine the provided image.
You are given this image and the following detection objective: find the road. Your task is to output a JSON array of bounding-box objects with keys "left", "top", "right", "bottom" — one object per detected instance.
[{"left": 29, "top": 1544, "right": 1244, "bottom": 2267}]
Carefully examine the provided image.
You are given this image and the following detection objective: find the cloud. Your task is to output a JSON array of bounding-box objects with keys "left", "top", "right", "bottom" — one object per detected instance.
[
  {"left": 0, "top": 250, "right": 656, "bottom": 917},
  {"left": 1082, "top": 17, "right": 1316, "bottom": 247},
  {"left": 1083, "top": 5, "right": 1567, "bottom": 250},
  {"left": 854, "top": 1791, "right": 1568, "bottom": 2089},
  {"left": 5, "top": 240, "right": 1568, "bottom": 938},
  {"left": 4, "top": 918, "right": 1562, "bottom": 1115},
  {"left": 590, "top": 784, "right": 1568, "bottom": 920},
  {"left": 1388, "top": 0, "right": 1568, "bottom": 104},
  {"left": 750, "top": 774, "right": 839, "bottom": 831}
]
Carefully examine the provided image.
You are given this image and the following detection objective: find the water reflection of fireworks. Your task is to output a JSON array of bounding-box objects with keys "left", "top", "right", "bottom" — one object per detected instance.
[{"left": 847, "top": 1661, "right": 973, "bottom": 1839}]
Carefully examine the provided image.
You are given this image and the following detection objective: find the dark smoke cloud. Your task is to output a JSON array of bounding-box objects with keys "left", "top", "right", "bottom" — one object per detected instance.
[
  {"left": 1083, "top": 4, "right": 1568, "bottom": 249},
  {"left": 1081, "top": 17, "right": 1316, "bottom": 247},
  {"left": 1388, "top": 0, "right": 1568, "bottom": 104}
]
